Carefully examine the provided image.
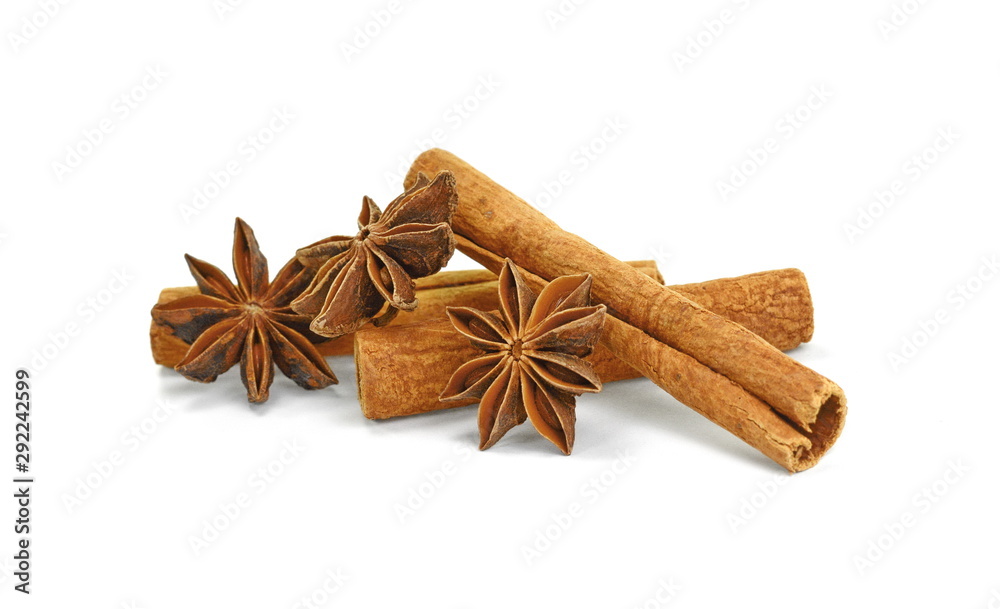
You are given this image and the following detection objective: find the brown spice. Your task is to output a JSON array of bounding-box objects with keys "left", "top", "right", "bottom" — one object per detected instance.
[
  {"left": 440, "top": 260, "right": 606, "bottom": 454},
  {"left": 290, "top": 171, "right": 458, "bottom": 337},
  {"left": 150, "top": 218, "right": 337, "bottom": 403},
  {"left": 405, "top": 149, "right": 846, "bottom": 471}
]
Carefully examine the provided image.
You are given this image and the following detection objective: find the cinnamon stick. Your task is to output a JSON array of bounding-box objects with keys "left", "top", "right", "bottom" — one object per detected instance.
[
  {"left": 404, "top": 149, "right": 845, "bottom": 472},
  {"left": 356, "top": 267, "right": 816, "bottom": 420},
  {"left": 151, "top": 263, "right": 811, "bottom": 366}
]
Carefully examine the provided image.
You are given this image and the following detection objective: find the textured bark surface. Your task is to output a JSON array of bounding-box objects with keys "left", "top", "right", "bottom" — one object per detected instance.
[
  {"left": 404, "top": 149, "right": 846, "bottom": 472},
  {"left": 671, "top": 269, "right": 814, "bottom": 352}
]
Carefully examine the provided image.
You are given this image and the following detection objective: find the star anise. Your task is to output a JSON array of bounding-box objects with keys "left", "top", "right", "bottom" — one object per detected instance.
[
  {"left": 151, "top": 218, "right": 338, "bottom": 403},
  {"left": 440, "top": 260, "right": 607, "bottom": 454},
  {"left": 290, "top": 171, "right": 458, "bottom": 338}
]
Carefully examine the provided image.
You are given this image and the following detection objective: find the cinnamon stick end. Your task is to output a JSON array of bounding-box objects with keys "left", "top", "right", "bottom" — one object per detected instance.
[
  {"left": 150, "top": 286, "right": 200, "bottom": 368},
  {"left": 788, "top": 386, "right": 847, "bottom": 472}
]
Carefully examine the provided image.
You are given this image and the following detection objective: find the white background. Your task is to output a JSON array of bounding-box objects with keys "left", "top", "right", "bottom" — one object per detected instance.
[{"left": 2, "top": 0, "right": 999, "bottom": 607}]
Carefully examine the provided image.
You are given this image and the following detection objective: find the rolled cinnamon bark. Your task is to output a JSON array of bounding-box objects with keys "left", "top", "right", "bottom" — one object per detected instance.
[
  {"left": 671, "top": 270, "right": 814, "bottom": 352},
  {"left": 404, "top": 149, "right": 845, "bottom": 472},
  {"left": 150, "top": 263, "right": 812, "bottom": 366},
  {"left": 355, "top": 267, "right": 817, "bottom": 421}
]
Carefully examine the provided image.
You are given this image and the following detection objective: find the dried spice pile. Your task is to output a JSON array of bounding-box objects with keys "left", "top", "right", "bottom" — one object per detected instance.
[{"left": 150, "top": 150, "right": 846, "bottom": 471}]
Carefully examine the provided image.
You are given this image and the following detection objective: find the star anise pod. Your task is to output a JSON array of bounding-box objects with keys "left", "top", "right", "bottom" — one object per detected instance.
[
  {"left": 440, "top": 260, "right": 607, "bottom": 454},
  {"left": 290, "top": 171, "right": 458, "bottom": 338},
  {"left": 151, "top": 218, "right": 338, "bottom": 403}
]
